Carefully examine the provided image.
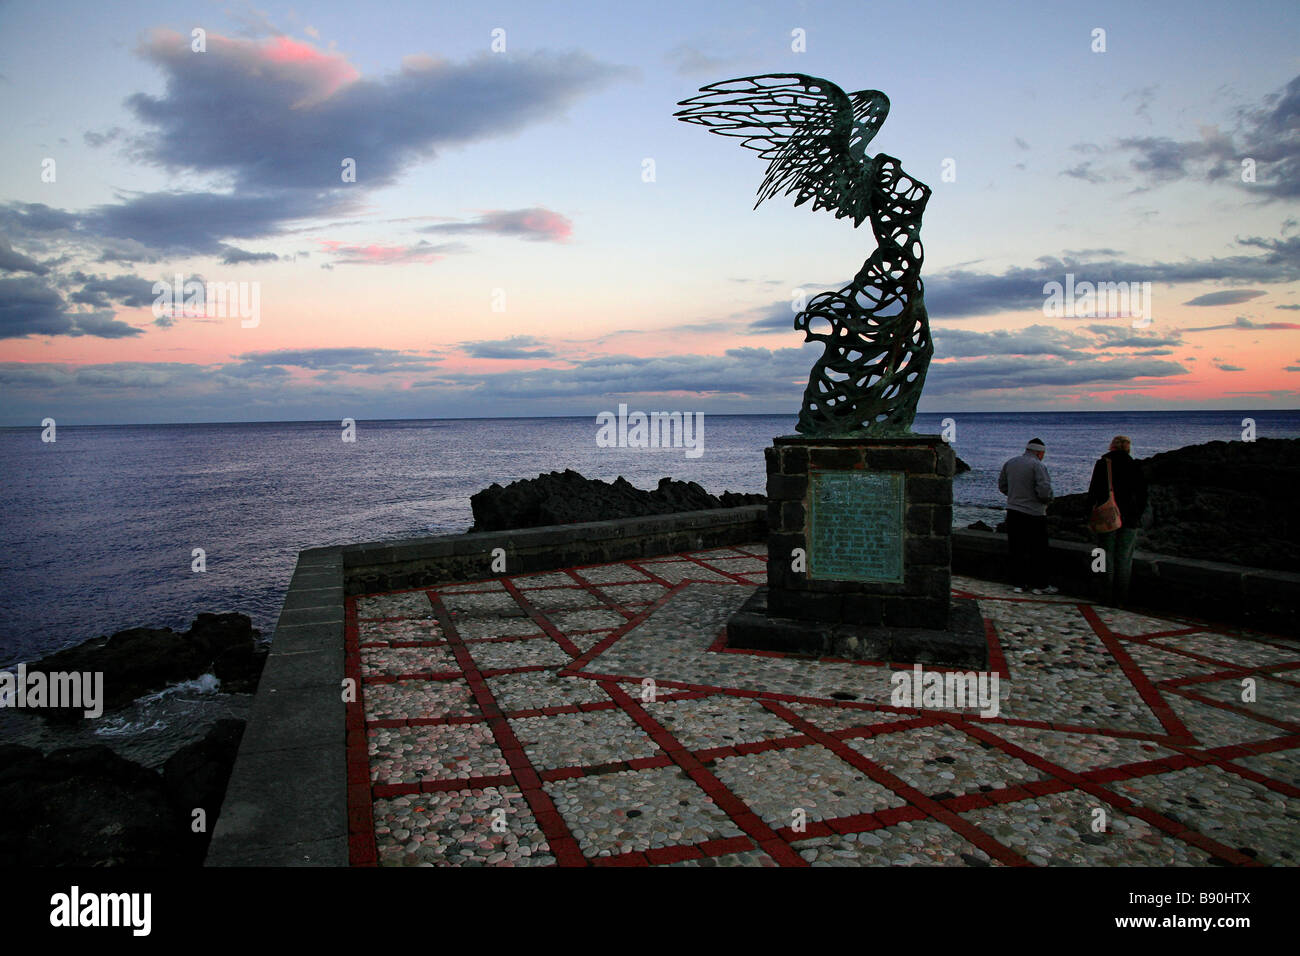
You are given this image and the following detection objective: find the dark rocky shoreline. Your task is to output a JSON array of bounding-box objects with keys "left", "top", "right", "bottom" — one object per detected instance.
[
  {"left": 469, "top": 469, "right": 767, "bottom": 532},
  {"left": 0, "top": 719, "right": 245, "bottom": 866},
  {"left": 0, "top": 613, "right": 265, "bottom": 866}
]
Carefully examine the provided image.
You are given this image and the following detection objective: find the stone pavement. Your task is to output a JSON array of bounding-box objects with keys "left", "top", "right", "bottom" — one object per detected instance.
[{"left": 344, "top": 545, "right": 1300, "bottom": 867}]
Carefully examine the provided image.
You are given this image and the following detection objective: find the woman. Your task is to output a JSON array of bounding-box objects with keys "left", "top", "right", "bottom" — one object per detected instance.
[{"left": 1088, "top": 435, "right": 1148, "bottom": 606}]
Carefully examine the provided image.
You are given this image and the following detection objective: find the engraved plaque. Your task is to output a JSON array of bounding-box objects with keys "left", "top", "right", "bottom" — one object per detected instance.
[{"left": 808, "top": 470, "right": 905, "bottom": 582}]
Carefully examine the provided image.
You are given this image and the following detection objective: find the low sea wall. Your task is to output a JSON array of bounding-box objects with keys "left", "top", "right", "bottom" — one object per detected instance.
[
  {"left": 343, "top": 506, "right": 768, "bottom": 596},
  {"left": 951, "top": 528, "right": 1298, "bottom": 634}
]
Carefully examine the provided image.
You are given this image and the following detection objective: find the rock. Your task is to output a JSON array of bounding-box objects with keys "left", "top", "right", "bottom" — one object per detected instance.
[
  {"left": 0, "top": 718, "right": 248, "bottom": 867},
  {"left": 25, "top": 613, "right": 265, "bottom": 721},
  {"left": 954, "top": 455, "right": 971, "bottom": 474},
  {"left": 163, "top": 718, "right": 246, "bottom": 863},
  {"left": 470, "top": 469, "right": 764, "bottom": 532},
  {"left": 1043, "top": 438, "right": 1299, "bottom": 572},
  {"left": 0, "top": 743, "right": 181, "bottom": 866},
  {"left": 967, "top": 520, "right": 993, "bottom": 532},
  {"left": 212, "top": 642, "right": 269, "bottom": 693}
]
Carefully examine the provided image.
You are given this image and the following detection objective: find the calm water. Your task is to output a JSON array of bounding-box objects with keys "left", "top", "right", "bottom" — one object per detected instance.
[{"left": 2, "top": 410, "right": 1298, "bottom": 667}]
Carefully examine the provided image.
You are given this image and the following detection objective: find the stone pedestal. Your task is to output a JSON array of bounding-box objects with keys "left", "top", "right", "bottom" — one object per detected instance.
[{"left": 726, "top": 435, "right": 986, "bottom": 667}]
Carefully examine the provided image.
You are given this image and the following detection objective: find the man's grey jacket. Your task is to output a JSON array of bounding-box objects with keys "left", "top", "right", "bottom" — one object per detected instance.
[{"left": 998, "top": 452, "right": 1054, "bottom": 516}]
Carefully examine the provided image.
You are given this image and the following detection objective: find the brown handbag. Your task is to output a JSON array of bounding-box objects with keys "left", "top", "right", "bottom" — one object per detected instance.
[{"left": 1089, "top": 458, "right": 1122, "bottom": 533}]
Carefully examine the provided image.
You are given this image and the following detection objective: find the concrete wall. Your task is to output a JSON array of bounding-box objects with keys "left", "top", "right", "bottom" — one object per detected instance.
[
  {"left": 343, "top": 506, "right": 767, "bottom": 596},
  {"left": 951, "top": 528, "right": 1298, "bottom": 634}
]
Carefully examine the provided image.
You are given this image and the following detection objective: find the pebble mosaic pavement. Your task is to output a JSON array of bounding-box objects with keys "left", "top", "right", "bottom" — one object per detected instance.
[{"left": 344, "top": 545, "right": 1300, "bottom": 867}]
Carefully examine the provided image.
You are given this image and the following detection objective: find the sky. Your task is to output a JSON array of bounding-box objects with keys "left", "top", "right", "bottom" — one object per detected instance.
[{"left": 1, "top": 0, "right": 1298, "bottom": 425}]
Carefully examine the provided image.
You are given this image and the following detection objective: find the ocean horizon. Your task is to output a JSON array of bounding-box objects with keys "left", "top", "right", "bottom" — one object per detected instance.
[{"left": 3, "top": 408, "right": 1298, "bottom": 671}]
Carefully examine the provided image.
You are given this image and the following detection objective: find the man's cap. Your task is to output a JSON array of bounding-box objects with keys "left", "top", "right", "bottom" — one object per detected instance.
[{"left": 1026, "top": 438, "right": 1046, "bottom": 451}]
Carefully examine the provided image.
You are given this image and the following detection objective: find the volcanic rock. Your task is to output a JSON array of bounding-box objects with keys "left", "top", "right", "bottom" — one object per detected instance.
[
  {"left": 0, "top": 718, "right": 248, "bottom": 867},
  {"left": 26, "top": 612, "right": 267, "bottom": 720},
  {"left": 470, "top": 469, "right": 764, "bottom": 532}
]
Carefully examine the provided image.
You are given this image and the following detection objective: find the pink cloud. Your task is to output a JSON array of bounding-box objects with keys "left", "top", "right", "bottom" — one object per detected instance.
[
  {"left": 318, "top": 239, "right": 461, "bottom": 265},
  {"left": 141, "top": 29, "right": 359, "bottom": 108},
  {"left": 259, "top": 36, "right": 360, "bottom": 102},
  {"left": 420, "top": 207, "right": 573, "bottom": 242}
]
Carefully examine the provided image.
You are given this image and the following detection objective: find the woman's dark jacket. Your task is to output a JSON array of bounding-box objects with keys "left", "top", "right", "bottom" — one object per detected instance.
[{"left": 1088, "top": 450, "right": 1148, "bottom": 529}]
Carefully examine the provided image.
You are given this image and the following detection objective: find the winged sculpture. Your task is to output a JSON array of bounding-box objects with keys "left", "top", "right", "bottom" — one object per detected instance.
[{"left": 675, "top": 74, "right": 933, "bottom": 437}]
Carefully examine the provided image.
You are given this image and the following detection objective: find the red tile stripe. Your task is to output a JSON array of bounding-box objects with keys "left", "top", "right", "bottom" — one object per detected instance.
[
  {"left": 1080, "top": 604, "right": 1193, "bottom": 742},
  {"left": 760, "top": 701, "right": 1032, "bottom": 867},
  {"left": 427, "top": 590, "right": 588, "bottom": 867},
  {"left": 601, "top": 680, "right": 810, "bottom": 867}
]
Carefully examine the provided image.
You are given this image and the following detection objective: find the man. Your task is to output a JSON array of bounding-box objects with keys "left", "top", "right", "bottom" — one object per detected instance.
[
  {"left": 998, "top": 438, "right": 1058, "bottom": 595},
  {"left": 1088, "top": 435, "right": 1148, "bottom": 606}
]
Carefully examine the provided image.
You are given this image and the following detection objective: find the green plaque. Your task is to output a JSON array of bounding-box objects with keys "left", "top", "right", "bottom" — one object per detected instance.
[{"left": 808, "top": 470, "right": 905, "bottom": 582}]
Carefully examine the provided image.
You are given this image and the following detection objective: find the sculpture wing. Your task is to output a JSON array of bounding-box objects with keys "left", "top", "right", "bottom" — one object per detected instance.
[{"left": 675, "top": 74, "right": 889, "bottom": 224}]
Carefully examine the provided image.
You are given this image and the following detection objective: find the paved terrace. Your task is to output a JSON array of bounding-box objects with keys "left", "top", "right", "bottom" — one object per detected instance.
[{"left": 342, "top": 544, "right": 1300, "bottom": 867}]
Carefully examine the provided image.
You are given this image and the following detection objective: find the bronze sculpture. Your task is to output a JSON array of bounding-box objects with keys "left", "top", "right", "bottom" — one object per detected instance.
[{"left": 676, "top": 74, "right": 933, "bottom": 437}]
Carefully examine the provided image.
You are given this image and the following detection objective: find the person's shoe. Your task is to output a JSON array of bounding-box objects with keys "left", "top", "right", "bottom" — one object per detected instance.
[
  {"left": 1040, "top": 585, "right": 1060, "bottom": 595},
  {"left": 1013, "top": 587, "right": 1025, "bottom": 594}
]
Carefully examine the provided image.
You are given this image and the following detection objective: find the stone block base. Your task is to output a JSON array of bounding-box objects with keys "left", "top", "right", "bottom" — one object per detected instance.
[
  {"left": 726, "top": 589, "right": 987, "bottom": 668},
  {"left": 764, "top": 435, "right": 954, "bottom": 629}
]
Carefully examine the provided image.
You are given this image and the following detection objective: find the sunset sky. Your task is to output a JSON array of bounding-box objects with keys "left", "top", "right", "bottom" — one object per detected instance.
[{"left": 1, "top": 0, "right": 1298, "bottom": 425}]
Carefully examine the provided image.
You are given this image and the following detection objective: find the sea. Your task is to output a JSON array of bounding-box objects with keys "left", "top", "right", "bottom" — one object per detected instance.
[{"left": 1, "top": 409, "right": 1297, "bottom": 763}]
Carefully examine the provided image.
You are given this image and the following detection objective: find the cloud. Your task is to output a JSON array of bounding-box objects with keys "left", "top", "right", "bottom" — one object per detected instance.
[
  {"left": 0, "top": 333, "right": 1202, "bottom": 424},
  {"left": 3, "top": 33, "right": 624, "bottom": 267},
  {"left": 1061, "top": 162, "right": 1107, "bottom": 184},
  {"left": 461, "top": 336, "right": 557, "bottom": 359},
  {"left": 318, "top": 239, "right": 464, "bottom": 265},
  {"left": 0, "top": 276, "right": 142, "bottom": 339},
  {"left": 1124, "top": 85, "right": 1158, "bottom": 124},
  {"left": 924, "top": 355, "right": 1188, "bottom": 394},
  {"left": 66, "top": 273, "right": 157, "bottom": 309},
  {"left": 747, "top": 301, "right": 800, "bottom": 332},
  {"left": 415, "top": 347, "right": 817, "bottom": 400},
  {"left": 419, "top": 208, "right": 573, "bottom": 243},
  {"left": 1184, "top": 315, "right": 1300, "bottom": 333},
  {"left": 919, "top": 238, "right": 1300, "bottom": 319},
  {"left": 1277, "top": 303, "right": 1300, "bottom": 309},
  {"left": 0, "top": 192, "right": 350, "bottom": 263},
  {"left": 83, "top": 127, "right": 124, "bottom": 148},
  {"left": 125, "top": 30, "right": 627, "bottom": 193},
  {"left": 65, "top": 313, "right": 147, "bottom": 338},
  {"left": 1181, "top": 290, "right": 1265, "bottom": 306},
  {"left": 930, "top": 324, "right": 1093, "bottom": 360},
  {"left": 231, "top": 347, "right": 440, "bottom": 374},
  {"left": 0, "top": 237, "right": 49, "bottom": 274},
  {"left": 1090, "top": 73, "right": 1300, "bottom": 198},
  {"left": 1212, "top": 360, "right": 1245, "bottom": 371},
  {"left": 1085, "top": 324, "right": 1185, "bottom": 348},
  {"left": 220, "top": 246, "right": 280, "bottom": 265}
]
